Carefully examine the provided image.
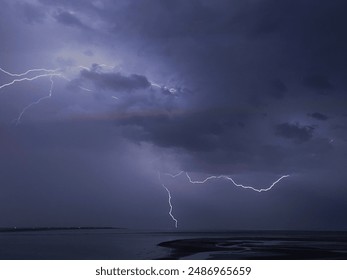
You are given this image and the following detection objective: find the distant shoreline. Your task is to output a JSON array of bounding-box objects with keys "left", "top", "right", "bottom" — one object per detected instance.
[{"left": 0, "top": 227, "right": 125, "bottom": 233}]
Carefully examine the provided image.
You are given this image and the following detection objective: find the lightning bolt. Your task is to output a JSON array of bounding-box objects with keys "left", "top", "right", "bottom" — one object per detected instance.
[
  {"left": 0, "top": 72, "right": 62, "bottom": 91},
  {"left": 0, "top": 65, "right": 98, "bottom": 124},
  {"left": 165, "top": 172, "right": 290, "bottom": 193},
  {"left": 158, "top": 172, "right": 178, "bottom": 228},
  {"left": 159, "top": 171, "right": 290, "bottom": 228},
  {"left": 14, "top": 75, "right": 55, "bottom": 125},
  {"left": 0, "top": 67, "right": 59, "bottom": 77},
  {"left": 0, "top": 67, "right": 67, "bottom": 124},
  {"left": 0, "top": 64, "right": 180, "bottom": 124}
]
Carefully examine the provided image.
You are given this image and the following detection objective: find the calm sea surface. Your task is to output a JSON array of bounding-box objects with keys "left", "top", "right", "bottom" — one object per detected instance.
[{"left": 0, "top": 229, "right": 346, "bottom": 259}]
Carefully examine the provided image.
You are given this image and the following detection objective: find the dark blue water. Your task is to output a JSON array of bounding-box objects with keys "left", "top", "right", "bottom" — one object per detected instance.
[{"left": 0, "top": 229, "right": 346, "bottom": 259}]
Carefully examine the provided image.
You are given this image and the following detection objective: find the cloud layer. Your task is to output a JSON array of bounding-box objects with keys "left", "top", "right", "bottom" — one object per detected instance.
[{"left": 0, "top": 0, "right": 346, "bottom": 230}]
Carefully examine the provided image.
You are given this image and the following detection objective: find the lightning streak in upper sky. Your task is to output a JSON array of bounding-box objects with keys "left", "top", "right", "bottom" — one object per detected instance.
[
  {"left": 0, "top": 65, "right": 178, "bottom": 124},
  {"left": 0, "top": 65, "right": 117, "bottom": 124},
  {"left": 0, "top": 72, "right": 62, "bottom": 91},
  {"left": 14, "top": 75, "right": 55, "bottom": 125},
  {"left": 0, "top": 67, "right": 59, "bottom": 77},
  {"left": 0, "top": 67, "right": 67, "bottom": 124}
]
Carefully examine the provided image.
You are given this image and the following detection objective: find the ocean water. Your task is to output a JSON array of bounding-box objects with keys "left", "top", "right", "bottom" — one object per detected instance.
[{"left": 0, "top": 229, "right": 346, "bottom": 260}]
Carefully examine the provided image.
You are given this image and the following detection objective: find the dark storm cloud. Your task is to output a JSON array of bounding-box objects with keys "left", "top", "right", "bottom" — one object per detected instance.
[
  {"left": 34, "top": 0, "right": 347, "bottom": 98},
  {"left": 118, "top": 111, "right": 224, "bottom": 152},
  {"left": 275, "top": 123, "right": 315, "bottom": 143},
  {"left": 4, "top": 0, "right": 345, "bottom": 171},
  {"left": 80, "top": 67, "right": 151, "bottom": 92},
  {"left": 112, "top": 108, "right": 295, "bottom": 174},
  {"left": 309, "top": 112, "right": 329, "bottom": 121},
  {"left": 1, "top": 0, "right": 347, "bottom": 231}
]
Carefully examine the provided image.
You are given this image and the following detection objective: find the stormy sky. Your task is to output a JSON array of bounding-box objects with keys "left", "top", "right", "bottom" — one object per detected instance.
[{"left": 0, "top": 0, "right": 346, "bottom": 230}]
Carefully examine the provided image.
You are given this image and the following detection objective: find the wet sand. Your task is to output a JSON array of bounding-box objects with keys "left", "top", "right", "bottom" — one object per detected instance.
[{"left": 158, "top": 231, "right": 347, "bottom": 259}]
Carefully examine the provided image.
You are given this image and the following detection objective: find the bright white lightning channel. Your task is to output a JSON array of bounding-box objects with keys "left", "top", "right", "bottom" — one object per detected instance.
[
  {"left": 161, "top": 171, "right": 290, "bottom": 228},
  {"left": 14, "top": 75, "right": 55, "bottom": 125},
  {"left": 165, "top": 172, "right": 290, "bottom": 193},
  {"left": 0, "top": 66, "right": 95, "bottom": 124},
  {"left": 158, "top": 172, "right": 178, "bottom": 228},
  {"left": 0, "top": 72, "right": 62, "bottom": 91},
  {"left": 0, "top": 67, "right": 59, "bottom": 77},
  {"left": 0, "top": 68, "right": 64, "bottom": 124}
]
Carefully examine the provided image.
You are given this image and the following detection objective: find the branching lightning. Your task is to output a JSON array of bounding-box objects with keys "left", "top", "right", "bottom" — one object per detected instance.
[
  {"left": 0, "top": 65, "right": 178, "bottom": 124},
  {"left": 0, "top": 67, "right": 66, "bottom": 124},
  {"left": 0, "top": 72, "right": 62, "bottom": 91},
  {"left": 0, "top": 65, "right": 97, "bottom": 124},
  {"left": 175, "top": 172, "right": 291, "bottom": 193},
  {"left": 160, "top": 171, "right": 290, "bottom": 227}
]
